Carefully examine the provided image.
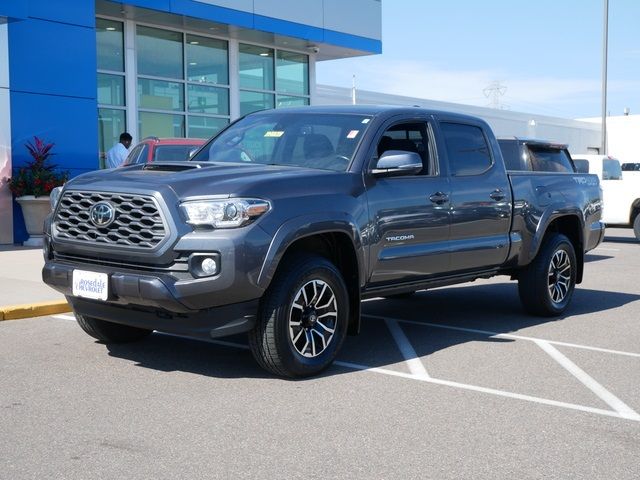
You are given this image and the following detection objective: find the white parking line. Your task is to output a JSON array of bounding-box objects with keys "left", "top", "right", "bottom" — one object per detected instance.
[
  {"left": 534, "top": 340, "right": 640, "bottom": 421},
  {"left": 364, "top": 314, "right": 640, "bottom": 358},
  {"left": 50, "top": 313, "right": 639, "bottom": 422},
  {"left": 334, "top": 360, "right": 636, "bottom": 422},
  {"left": 384, "top": 318, "right": 430, "bottom": 379},
  {"left": 593, "top": 248, "right": 620, "bottom": 252}
]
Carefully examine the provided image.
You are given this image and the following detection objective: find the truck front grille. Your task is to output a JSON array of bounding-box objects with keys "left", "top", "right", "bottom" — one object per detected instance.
[{"left": 53, "top": 191, "right": 167, "bottom": 249}]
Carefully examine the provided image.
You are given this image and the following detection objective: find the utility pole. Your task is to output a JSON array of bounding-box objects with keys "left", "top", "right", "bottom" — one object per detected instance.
[
  {"left": 351, "top": 75, "right": 357, "bottom": 105},
  {"left": 483, "top": 81, "right": 507, "bottom": 109},
  {"left": 601, "top": 0, "right": 609, "bottom": 154}
]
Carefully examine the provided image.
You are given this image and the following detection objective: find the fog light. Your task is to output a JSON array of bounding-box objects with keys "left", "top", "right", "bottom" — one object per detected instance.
[
  {"left": 189, "top": 253, "right": 221, "bottom": 278},
  {"left": 201, "top": 257, "right": 218, "bottom": 276}
]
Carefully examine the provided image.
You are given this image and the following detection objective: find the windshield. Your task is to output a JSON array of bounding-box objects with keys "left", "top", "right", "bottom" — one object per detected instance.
[{"left": 191, "top": 112, "right": 372, "bottom": 171}]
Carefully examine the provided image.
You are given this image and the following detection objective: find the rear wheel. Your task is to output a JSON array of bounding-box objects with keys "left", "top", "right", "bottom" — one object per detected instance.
[
  {"left": 518, "top": 233, "right": 577, "bottom": 317},
  {"left": 633, "top": 213, "right": 640, "bottom": 241},
  {"left": 75, "top": 313, "right": 152, "bottom": 343},
  {"left": 248, "top": 254, "right": 349, "bottom": 378}
]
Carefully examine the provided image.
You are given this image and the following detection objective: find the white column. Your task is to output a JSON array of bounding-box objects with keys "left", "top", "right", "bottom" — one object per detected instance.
[
  {"left": 0, "top": 21, "right": 13, "bottom": 244},
  {"left": 308, "top": 53, "right": 316, "bottom": 105},
  {"left": 228, "top": 38, "right": 240, "bottom": 120},
  {"left": 124, "top": 19, "right": 138, "bottom": 142}
]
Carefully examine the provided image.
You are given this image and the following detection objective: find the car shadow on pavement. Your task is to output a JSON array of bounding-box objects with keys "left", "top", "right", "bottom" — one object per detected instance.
[
  {"left": 105, "top": 282, "right": 640, "bottom": 380},
  {"left": 603, "top": 234, "right": 638, "bottom": 244},
  {"left": 584, "top": 254, "right": 614, "bottom": 263}
]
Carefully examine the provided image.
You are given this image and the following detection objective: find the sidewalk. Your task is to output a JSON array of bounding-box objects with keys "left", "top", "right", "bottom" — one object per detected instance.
[{"left": 0, "top": 245, "right": 70, "bottom": 320}]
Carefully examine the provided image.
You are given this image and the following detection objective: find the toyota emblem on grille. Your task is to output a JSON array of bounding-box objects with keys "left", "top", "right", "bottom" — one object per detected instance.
[{"left": 90, "top": 202, "right": 116, "bottom": 227}]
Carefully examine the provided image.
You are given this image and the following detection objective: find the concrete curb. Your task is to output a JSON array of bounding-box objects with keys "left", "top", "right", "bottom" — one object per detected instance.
[{"left": 0, "top": 300, "right": 71, "bottom": 321}]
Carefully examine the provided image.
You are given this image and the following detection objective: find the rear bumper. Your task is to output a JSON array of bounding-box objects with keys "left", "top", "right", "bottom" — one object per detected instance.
[{"left": 586, "top": 220, "right": 606, "bottom": 252}]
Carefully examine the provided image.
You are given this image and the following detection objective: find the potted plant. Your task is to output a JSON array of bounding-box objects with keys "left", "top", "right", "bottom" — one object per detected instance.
[{"left": 6, "top": 137, "right": 68, "bottom": 246}]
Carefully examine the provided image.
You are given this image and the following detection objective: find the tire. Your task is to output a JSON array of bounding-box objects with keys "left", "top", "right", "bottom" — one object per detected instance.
[
  {"left": 633, "top": 213, "right": 640, "bottom": 241},
  {"left": 248, "top": 254, "right": 349, "bottom": 378},
  {"left": 518, "top": 233, "right": 577, "bottom": 317},
  {"left": 75, "top": 313, "right": 152, "bottom": 343}
]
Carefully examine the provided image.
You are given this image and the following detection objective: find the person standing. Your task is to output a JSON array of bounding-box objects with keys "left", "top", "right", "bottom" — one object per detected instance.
[{"left": 106, "top": 132, "right": 132, "bottom": 169}]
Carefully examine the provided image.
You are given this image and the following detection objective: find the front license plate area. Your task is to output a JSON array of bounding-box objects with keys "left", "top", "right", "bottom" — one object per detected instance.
[{"left": 72, "top": 270, "right": 109, "bottom": 301}]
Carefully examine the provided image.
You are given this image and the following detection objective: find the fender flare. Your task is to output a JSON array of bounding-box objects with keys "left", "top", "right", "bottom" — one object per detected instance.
[
  {"left": 526, "top": 205, "right": 585, "bottom": 270},
  {"left": 257, "top": 212, "right": 366, "bottom": 290}
]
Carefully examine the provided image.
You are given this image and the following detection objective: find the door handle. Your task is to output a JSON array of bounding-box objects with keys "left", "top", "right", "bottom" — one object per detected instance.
[
  {"left": 429, "top": 192, "right": 449, "bottom": 205},
  {"left": 489, "top": 189, "right": 505, "bottom": 201}
]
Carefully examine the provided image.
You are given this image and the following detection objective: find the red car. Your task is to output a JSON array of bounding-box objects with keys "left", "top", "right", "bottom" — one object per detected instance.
[{"left": 121, "top": 137, "right": 205, "bottom": 166}]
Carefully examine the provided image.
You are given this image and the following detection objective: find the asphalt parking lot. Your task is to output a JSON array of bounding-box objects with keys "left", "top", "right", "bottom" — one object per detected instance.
[{"left": 1, "top": 228, "right": 638, "bottom": 479}]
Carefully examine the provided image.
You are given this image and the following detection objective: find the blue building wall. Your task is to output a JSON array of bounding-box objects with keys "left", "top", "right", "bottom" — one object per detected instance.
[{"left": 4, "top": 0, "right": 98, "bottom": 243}]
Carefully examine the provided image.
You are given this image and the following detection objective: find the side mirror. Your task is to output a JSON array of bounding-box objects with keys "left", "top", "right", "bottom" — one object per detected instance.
[{"left": 372, "top": 150, "right": 423, "bottom": 177}]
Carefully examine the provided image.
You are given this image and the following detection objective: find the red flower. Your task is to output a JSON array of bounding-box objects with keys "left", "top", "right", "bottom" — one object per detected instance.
[{"left": 4, "top": 136, "right": 68, "bottom": 197}]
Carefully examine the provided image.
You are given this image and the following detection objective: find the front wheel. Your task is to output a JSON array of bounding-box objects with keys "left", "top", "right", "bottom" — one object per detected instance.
[
  {"left": 518, "top": 233, "right": 577, "bottom": 317},
  {"left": 248, "top": 254, "right": 349, "bottom": 378},
  {"left": 633, "top": 213, "right": 640, "bottom": 241}
]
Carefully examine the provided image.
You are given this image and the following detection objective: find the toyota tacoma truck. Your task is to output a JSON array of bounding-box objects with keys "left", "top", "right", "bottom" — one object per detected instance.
[{"left": 42, "top": 106, "right": 605, "bottom": 377}]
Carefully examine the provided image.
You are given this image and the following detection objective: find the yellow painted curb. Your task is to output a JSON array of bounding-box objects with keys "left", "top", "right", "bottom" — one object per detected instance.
[{"left": 0, "top": 300, "right": 71, "bottom": 321}]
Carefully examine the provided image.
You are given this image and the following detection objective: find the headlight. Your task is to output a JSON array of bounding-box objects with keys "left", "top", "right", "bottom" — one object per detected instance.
[
  {"left": 50, "top": 186, "right": 63, "bottom": 210},
  {"left": 179, "top": 198, "right": 270, "bottom": 228}
]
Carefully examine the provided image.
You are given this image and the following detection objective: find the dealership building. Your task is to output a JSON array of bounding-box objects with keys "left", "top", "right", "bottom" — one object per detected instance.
[
  {"left": 1, "top": 0, "right": 631, "bottom": 246},
  {"left": 0, "top": 0, "right": 382, "bottom": 244}
]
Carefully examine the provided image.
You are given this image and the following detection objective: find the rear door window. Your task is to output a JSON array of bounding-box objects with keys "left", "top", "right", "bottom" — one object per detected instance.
[{"left": 441, "top": 122, "right": 492, "bottom": 176}]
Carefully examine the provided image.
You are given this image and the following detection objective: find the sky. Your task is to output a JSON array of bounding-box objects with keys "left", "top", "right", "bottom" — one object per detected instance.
[{"left": 316, "top": 0, "right": 640, "bottom": 119}]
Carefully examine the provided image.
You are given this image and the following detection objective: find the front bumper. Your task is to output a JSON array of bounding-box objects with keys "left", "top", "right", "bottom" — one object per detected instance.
[
  {"left": 68, "top": 296, "right": 258, "bottom": 340},
  {"left": 42, "top": 257, "right": 263, "bottom": 339}
]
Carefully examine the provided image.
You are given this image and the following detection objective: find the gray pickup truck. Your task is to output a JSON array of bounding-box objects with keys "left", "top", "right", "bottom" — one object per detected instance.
[{"left": 43, "top": 106, "right": 604, "bottom": 377}]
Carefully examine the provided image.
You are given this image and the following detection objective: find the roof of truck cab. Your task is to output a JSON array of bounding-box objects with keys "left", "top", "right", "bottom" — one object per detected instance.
[{"left": 248, "top": 105, "right": 491, "bottom": 123}]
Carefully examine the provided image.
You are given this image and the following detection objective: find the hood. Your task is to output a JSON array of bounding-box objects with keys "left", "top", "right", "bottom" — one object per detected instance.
[{"left": 64, "top": 162, "right": 346, "bottom": 200}]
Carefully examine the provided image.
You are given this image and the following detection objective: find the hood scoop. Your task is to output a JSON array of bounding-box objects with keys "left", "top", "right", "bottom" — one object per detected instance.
[{"left": 142, "top": 162, "right": 202, "bottom": 172}]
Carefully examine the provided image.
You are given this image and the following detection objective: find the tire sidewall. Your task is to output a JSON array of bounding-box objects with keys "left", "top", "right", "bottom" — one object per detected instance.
[
  {"left": 269, "top": 258, "right": 349, "bottom": 377},
  {"left": 541, "top": 236, "right": 577, "bottom": 314}
]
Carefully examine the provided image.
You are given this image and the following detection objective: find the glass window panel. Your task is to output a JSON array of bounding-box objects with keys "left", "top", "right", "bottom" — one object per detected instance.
[
  {"left": 138, "top": 78, "right": 184, "bottom": 111},
  {"left": 98, "top": 108, "right": 126, "bottom": 168},
  {"left": 239, "top": 44, "right": 274, "bottom": 91},
  {"left": 139, "top": 112, "right": 185, "bottom": 138},
  {"left": 240, "top": 91, "right": 274, "bottom": 116},
  {"left": 186, "top": 35, "right": 228, "bottom": 85},
  {"left": 602, "top": 158, "right": 622, "bottom": 180},
  {"left": 277, "top": 95, "right": 309, "bottom": 108},
  {"left": 98, "top": 73, "right": 125, "bottom": 106},
  {"left": 188, "top": 116, "right": 229, "bottom": 139},
  {"left": 276, "top": 51, "right": 308, "bottom": 95},
  {"left": 441, "top": 123, "right": 492, "bottom": 176},
  {"left": 187, "top": 84, "right": 229, "bottom": 115},
  {"left": 137, "top": 26, "right": 183, "bottom": 79},
  {"left": 96, "top": 19, "right": 124, "bottom": 72}
]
